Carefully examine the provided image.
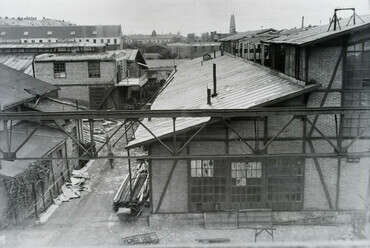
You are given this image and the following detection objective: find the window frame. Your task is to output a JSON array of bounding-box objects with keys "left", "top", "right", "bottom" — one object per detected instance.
[
  {"left": 53, "top": 62, "right": 66, "bottom": 78},
  {"left": 88, "top": 61, "right": 101, "bottom": 78}
]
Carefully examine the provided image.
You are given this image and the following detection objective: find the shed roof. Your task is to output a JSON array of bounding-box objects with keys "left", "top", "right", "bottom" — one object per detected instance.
[
  {"left": 267, "top": 15, "right": 370, "bottom": 46},
  {"left": 0, "top": 64, "right": 59, "bottom": 110},
  {"left": 220, "top": 29, "right": 277, "bottom": 41},
  {"left": 0, "top": 54, "right": 34, "bottom": 75},
  {"left": 0, "top": 122, "right": 66, "bottom": 178},
  {"left": 127, "top": 53, "right": 319, "bottom": 148},
  {"left": 35, "top": 49, "right": 139, "bottom": 62},
  {"left": 0, "top": 25, "right": 122, "bottom": 40}
]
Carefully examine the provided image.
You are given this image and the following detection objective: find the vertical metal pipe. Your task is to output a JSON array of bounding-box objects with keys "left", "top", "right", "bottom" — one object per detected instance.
[
  {"left": 212, "top": 64, "right": 217, "bottom": 97},
  {"left": 207, "top": 88, "right": 212, "bottom": 105},
  {"left": 89, "top": 119, "right": 94, "bottom": 157},
  {"left": 172, "top": 118, "right": 176, "bottom": 154}
]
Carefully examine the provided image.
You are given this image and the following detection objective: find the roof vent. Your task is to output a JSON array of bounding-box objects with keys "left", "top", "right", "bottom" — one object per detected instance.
[
  {"left": 93, "top": 31, "right": 97, "bottom": 35},
  {"left": 203, "top": 53, "right": 212, "bottom": 61},
  {"left": 47, "top": 31, "right": 52, "bottom": 35},
  {"left": 0, "top": 31, "right": 6, "bottom": 36},
  {"left": 71, "top": 31, "right": 75, "bottom": 35},
  {"left": 23, "top": 31, "right": 29, "bottom": 36}
]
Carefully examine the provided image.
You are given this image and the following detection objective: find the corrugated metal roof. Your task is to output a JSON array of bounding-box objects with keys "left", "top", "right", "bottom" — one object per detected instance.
[
  {"left": 146, "top": 59, "right": 188, "bottom": 69},
  {"left": 220, "top": 29, "right": 277, "bottom": 41},
  {"left": 0, "top": 42, "right": 106, "bottom": 49},
  {"left": 268, "top": 15, "right": 370, "bottom": 46},
  {"left": 0, "top": 64, "right": 59, "bottom": 110},
  {"left": 0, "top": 54, "right": 34, "bottom": 75},
  {"left": 0, "top": 25, "right": 122, "bottom": 40},
  {"left": 0, "top": 122, "right": 66, "bottom": 178},
  {"left": 35, "top": 49, "right": 139, "bottom": 62},
  {"left": 127, "top": 34, "right": 179, "bottom": 39},
  {"left": 127, "top": 54, "right": 319, "bottom": 148}
]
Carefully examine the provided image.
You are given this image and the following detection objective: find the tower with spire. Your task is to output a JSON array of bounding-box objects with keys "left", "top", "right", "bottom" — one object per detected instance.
[{"left": 229, "top": 14, "right": 236, "bottom": 34}]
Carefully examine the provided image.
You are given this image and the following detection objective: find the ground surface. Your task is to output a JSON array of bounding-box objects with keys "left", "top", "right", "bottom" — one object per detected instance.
[{"left": 0, "top": 124, "right": 362, "bottom": 247}]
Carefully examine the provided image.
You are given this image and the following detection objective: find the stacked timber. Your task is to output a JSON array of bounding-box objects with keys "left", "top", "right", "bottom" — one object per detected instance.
[{"left": 113, "top": 162, "right": 149, "bottom": 212}]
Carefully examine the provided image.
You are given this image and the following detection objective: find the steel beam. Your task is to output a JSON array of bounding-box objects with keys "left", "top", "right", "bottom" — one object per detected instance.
[
  {"left": 307, "top": 139, "right": 334, "bottom": 210},
  {"left": 2, "top": 107, "right": 370, "bottom": 121},
  {"left": 261, "top": 116, "right": 295, "bottom": 152},
  {"left": 4, "top": 151, "right": 370, "bottom": 161},
  {"left": 223, "top": 119, "right": 255, "bottom": 153}
]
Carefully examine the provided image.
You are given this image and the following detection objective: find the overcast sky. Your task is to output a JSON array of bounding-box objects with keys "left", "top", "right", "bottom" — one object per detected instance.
[{"left": 0, "top": 0, "right": 369, "bottom": 35}]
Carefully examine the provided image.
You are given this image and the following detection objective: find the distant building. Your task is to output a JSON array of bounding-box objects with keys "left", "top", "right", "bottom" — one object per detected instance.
[
  {"left": 0, "top": 25, "right": 123, "bottom": 50},
  {"left": 166, "top": 42, "right": 221, "bottom": 59},
  {"left": 34, "top": 50, "right": 148, "bottom": 109},
  {"left": 125, "top": 33, "right": 183, "bottom": 44},
  {"left": 229, "top": 14, "right": 236, "bottom": 34}
]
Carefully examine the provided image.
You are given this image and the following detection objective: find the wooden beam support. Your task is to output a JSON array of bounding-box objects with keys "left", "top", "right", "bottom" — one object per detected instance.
[
  {"left": 343, "top": 122, "right": 370, "bottom": 153},
  {"left": 96, "top": 122, "right": 125, "bottom": 153},
  {"left": 177, "top": 120, "right": 210, "bottom": 154},
  {"left": 54, "top": 122, "right": 90, "bottom": 155},
  {"left": 112, "top": 121, "right": 135, "bottom": 147},
  {"left": 307, "top": 139, "right": 334, "bottom": 210},
  {"left": 14, "top": 127, "right": 39, "bottom": 154}
]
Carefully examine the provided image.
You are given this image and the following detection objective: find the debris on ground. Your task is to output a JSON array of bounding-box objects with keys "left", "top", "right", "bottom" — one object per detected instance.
[
  {"left": 53, "top": 169, "right": 91, "bottom": 204},
  {"left": 122, "top": 232, "right": 159, "bottom": 245}
]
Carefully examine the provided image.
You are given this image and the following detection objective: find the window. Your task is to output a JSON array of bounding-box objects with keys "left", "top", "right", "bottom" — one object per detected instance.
[
  {"left": 107, "top": 39, "right": 111, "bottom": 43},
  {"left": 47, "top": 31, "right": 52, "bottom": 35},
  {"left": 23, "top": 31, "right": 29, "bottom": 36},
  {"left": 344, "top": 40, "right": 370, "bottom": 137},
  {"left": 101, "top": 39, "right": 104, "bottom": 43},
  {"left": 48, "top": 39, "right": 51, "bottom": 43},
  {"left": 266, "top": 158, "right": 304, "bottom": 210},
  {"left": 114, "top": 38, "right": 117, "bottom": 44},
  {"left": 54, "top": 62, "right": 66, "bottom": 78},
  {"left": 39, "top": 40, "right": 43, "bottom": 43},
  {"left": 24, "top": 40, "right": 27, "bottom": 43},
  {"left": 88, "top": 61, "right": 101, "bottom": 78},
  {"left": 191, "top": 160, "right": 214, "bottom": 177},
  {"left": 86, "top": 39, "right": 89, "bottom": 42},
  {"left": 93, "top": 39, "right": 96, "bottom": 43},
  {"left": 0, "top": 31, "right": 5, "bottom": 36},
  {"left": 31, "top": 40, "right": 35, "bottom": 43},
  {"left": 71, "top": 31, "right": 76, "bottom": 36},
  {"left": 89, "top": 85, "right": 109, "bottom": 109}
]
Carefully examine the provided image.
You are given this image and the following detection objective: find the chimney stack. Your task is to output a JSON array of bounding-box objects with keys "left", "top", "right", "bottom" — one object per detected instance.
[
  {"left": 212, "top": 63, "right": 218, "bottom": 97},
  {"left": 214, "top": 50, "right": 216, "bottom": 59},
  {"left": 207, "top": 88, "right": 212, "bottom": 105},
  {"left": 301, "top": 16, "right": 304, "bottom": 28}
]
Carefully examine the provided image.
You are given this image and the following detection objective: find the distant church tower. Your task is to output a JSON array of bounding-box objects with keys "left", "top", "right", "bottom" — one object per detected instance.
[{"left": 229, "top": 14, "right": 236, "bottom": 34}]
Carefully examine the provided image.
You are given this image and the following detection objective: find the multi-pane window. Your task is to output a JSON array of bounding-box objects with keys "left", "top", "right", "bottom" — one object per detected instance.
[
  {"left": 88, "top": 61, "right": 101, "bottom": 78},
  {"left": 231, "top": 161, "right": 262, "bottom": 205},
  {"left": 191, "top": 160, "right": 214, "bottom": 177},
  {"left": 53, "top": 62, "right": 66, "bottom": 78},
  {"left": 344, "top": 40, "right": 370, "bottom": 137},
  {"left": 266, "top": 158, "right": 303, "bottom": 211}
]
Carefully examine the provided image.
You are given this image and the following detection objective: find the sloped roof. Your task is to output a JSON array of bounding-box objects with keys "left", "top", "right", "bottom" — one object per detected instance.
[
  {"left": 268, "top": 15, "right": 370, "bottom": 46},
  {"left": 146, "top": 59, "right": 188, "bottom": 69},
  {"left": 0, "top": 42, "right": 106, "bottom": 49},
  {"left": 0, "top": 64, "right": 59, "bottom": 110},
  {"left": 0, "top": 25, "right": 122, "bottom": 40},
  {"left": 220, "top": 29, "right": 277, "bottom": 41},
  {"left": 0, "top": 54, "right": 34, "bottom": 75},
  {"left": 0, "top": 122, "right": 66, "bottom": 178},
  {"left": 127, "top": 34, "right": 179, "bottom": 40},
  {"left": 167, "top": 42, "right": 221, "bottom": 47},
  {"left": 127, "top": 53, "right": 319, "bottom": 148},
  {"left": 35, "top": 49, "right": 140, "bottom": 62}
]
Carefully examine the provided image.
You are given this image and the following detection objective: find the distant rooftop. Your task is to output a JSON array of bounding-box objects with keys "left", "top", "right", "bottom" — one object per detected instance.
[
  {"left": 35, "top": 49, "right": 140, "bottom": 62},
  {"left": 166, "top": 42, "right": 221, "bottom": 47},
  {"left": 220, "top": 28, "right": 277, "bottom": 41},
  {"left": 267, "top": 14, "right": 370, "bottom": 46},
  {"left": 0, "top": 25, "right": 122, "bottom": 40}
]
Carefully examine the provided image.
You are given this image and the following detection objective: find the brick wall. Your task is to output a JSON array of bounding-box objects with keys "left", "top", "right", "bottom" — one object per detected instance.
[
  {"left": 57, "top": 85, "right": 89, "bottom": 105},
  {"left": 35, "top": 61, "right": 116, "bottom": 85}
]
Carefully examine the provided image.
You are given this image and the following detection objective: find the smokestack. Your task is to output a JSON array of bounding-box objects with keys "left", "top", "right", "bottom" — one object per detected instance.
[
  {"left": 212, "top": 63, "right": 218, "bottom": 97},
  {"left": 301, "top": 16, "right": 304, "bottom": 28},
  {"left": 214, "top": 50, "right": 216, "bottom": 59},
  {"left": 207, "top": 88, "right": 212, "bottom": 105}
]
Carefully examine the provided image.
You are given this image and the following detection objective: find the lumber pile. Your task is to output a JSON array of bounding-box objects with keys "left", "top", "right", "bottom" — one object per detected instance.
[{"left": 113, "top": 162, "right": 149, "bottom": 212}]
